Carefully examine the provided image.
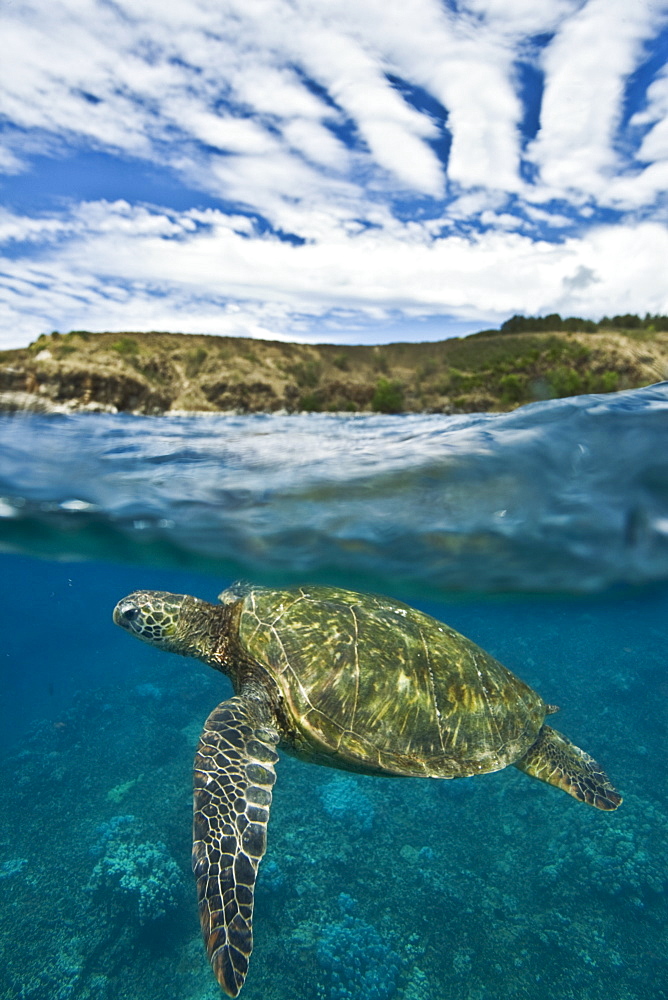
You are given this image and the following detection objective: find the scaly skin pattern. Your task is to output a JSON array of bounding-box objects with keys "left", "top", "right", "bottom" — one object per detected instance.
[
  {"left": 515, "top": 724, "right": 623, "bottom": 811},
  {"left": 192, "top": 696, "right": 279, "bottom": 998},
  {"left": 236, "top": 585, "right": 546, "bottom": 778}
]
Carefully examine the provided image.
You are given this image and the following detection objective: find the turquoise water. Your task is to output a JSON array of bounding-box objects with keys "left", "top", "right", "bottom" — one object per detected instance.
[{"left": 0, "top": 390, "right": 666, "bottom": 1000}]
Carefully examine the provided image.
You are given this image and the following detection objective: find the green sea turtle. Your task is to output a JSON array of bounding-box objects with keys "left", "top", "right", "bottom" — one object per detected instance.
[{"left": 113, "top": 582, "right": 622, "bottom": 996}]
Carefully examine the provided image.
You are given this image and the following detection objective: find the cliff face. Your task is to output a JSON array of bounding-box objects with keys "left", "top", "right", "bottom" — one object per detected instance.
[{"left": 1, "top": 327, "right": 666, "bottom": 415}]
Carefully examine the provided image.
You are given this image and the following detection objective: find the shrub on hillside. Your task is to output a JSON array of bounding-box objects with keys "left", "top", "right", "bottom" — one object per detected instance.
[{"left": 371, "top": 378, "right": 403, "bottom": 413}]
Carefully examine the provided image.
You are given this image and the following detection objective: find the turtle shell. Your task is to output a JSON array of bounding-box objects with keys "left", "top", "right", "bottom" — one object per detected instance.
[{"left": 232, "top": 585, "right": 546, "bottom": 778}]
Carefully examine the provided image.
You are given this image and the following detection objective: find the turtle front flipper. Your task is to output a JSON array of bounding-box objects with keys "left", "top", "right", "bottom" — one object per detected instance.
[
  {"left": 193, "top": 695, "right": 280, "bottom": 996},
  {"left": 514, "top": 724, "right": 622, "bottom": 811}
]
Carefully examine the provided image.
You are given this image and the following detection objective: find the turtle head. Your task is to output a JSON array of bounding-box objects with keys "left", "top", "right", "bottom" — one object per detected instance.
[{"left": 113, "top": 590, "right": 220, "bottom": 660}]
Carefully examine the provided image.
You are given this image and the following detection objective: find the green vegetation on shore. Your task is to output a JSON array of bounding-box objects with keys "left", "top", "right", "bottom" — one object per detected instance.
[
  {"left": 0, "top": 314, "right": 667, "bottom": 415},
  {"left": 499, "top": 312, "right": 668, "bottom": 334}
]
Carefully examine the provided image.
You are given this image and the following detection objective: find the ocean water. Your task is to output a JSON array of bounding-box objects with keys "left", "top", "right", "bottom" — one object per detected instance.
[{"left": 0, "top": 386, "right": 666, "bottom": 1000}]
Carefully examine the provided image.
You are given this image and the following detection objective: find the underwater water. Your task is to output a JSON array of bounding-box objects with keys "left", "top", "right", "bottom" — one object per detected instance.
[{"left": 0, "top": 387, "right": 666, "bottom": 1000}]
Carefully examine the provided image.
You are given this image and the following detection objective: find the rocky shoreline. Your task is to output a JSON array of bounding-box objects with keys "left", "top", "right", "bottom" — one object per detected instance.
[{"left": 1, "top": 326, "right": 666, "bottom": 416}]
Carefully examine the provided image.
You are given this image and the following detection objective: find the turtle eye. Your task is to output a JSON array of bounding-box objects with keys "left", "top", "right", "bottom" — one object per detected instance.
[{"left": 122, "top": 606, "right": 140, "bottom": 622}]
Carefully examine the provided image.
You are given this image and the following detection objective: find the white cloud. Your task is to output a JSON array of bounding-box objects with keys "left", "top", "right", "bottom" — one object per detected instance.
[
  {"left": 529, "top": 0, "right": 667, "bottom": 198},
  {"left": 281, "top": 118, "right": 349, "bottom": 170},
  {"left": 232, "top": 66, "right": 330, "bottom": 121},
  {"left": 462, "top": 0, "right": 581, "bottom": 35},
  {"left": 0, "top": 2, "right": 152, "bottom": 155},
  {"left": 184, "top": 113, "right": 278, "bottom": 156},
  {"left": 1, "top": 200, "right": 667, "bottom": 348},
  {"left": 291, "top": 18, "right": 445, "bottom": 195},
  {"left": 633, "top": 68, "right": 668, "bottom": 159},
  {"left": 0, "top": 146, "right": 25, "bottom": 175},
  {"left": 309, "top": 0, "right": 526, "bottom": 193}
]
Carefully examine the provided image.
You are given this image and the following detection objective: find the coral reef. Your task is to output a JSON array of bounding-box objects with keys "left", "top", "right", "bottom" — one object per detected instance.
[
  {"left": 320, "top": 775, "right": 375, "bottom": 831},
  {"left": 89, "top": 836, "right": 184, "bottom": 924},
  {"left": 316, "top": 894, "right": 402, "bottom": 1000},
  {"left": 90, "top": 814, "right": 138, "bottom": 855}
]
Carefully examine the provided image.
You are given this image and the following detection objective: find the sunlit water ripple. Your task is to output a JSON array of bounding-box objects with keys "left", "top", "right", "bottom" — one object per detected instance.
[{"left": 1, "top": 382, "right": 668, "bottom": 592}]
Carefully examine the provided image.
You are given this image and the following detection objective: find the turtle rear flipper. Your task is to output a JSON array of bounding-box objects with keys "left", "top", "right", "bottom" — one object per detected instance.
[
  {"left": 193, "top": 696, "right": 280, "bottom": 997},
  {"left": 514, "top": 724, "right": 622, "bottom": 811}
]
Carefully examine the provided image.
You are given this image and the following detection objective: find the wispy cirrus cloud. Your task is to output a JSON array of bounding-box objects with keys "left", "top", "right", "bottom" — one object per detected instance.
[
  {"left": 0, "top": 0, "right": 667, "bottom": 346},
  {"left": 529, "top": 0, "right": 668, "bottom": 202}
]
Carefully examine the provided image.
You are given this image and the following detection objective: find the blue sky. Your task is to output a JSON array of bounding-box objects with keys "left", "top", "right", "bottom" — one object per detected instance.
[{"left": 0, "top": 0, "right": 667, "bottom": 349}]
